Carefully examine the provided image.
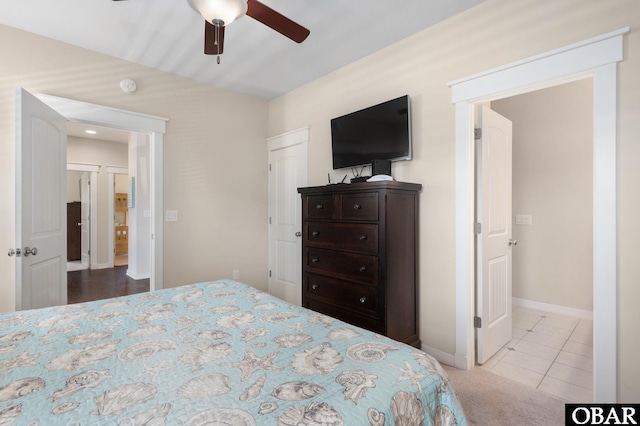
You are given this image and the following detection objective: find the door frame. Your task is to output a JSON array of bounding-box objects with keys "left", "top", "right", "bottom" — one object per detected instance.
[
  {"left": 66, "top": 162, "right": 99, "bottom": 269},
  {"left": 38, "top": 94, "right": 167, "bottom": 291},
  {"left": 267, "top": 127, "right": 309, "bottom": 304},
  {"left": 449, "top": 27, "right": 628, "bottom": 402}
]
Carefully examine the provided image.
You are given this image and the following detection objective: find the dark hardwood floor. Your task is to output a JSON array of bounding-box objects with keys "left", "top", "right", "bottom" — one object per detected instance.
[{"left": 67, "top": 265, "right": 150, "bottom": 304}]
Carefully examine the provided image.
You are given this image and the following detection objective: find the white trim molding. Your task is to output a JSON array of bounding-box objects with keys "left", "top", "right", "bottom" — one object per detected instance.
[
  {"left": 448, "top": 27, "right": 627, "bottom": 403},
  {"left": 266, "top": 126, "right": 310, "bottom": 150},
  {"left": 513, "top": 298, "right": 593, "bottom": 321}
]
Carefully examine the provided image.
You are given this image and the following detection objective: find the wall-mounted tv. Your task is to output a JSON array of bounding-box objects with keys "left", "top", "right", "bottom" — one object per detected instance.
[{"left": 331, "top": 95, "right": 412, "bottom": 170}]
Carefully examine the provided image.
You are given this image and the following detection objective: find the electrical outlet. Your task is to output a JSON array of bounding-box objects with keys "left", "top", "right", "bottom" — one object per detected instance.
[{"left": 232, "top": 270, "right": 239, "bottom": 280}]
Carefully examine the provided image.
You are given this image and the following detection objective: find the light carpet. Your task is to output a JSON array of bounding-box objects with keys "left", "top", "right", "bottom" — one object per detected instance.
[{"left": 443, "top": 364, "right": 566, "bottom": 426}]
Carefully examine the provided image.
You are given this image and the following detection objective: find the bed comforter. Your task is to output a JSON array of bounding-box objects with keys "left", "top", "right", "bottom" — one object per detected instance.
[{"left": 0, "top": 280, "right": 467, "bottom": 425}]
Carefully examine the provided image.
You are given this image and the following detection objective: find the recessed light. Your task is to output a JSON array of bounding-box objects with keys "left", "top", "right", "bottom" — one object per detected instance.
[{"left": 85, "top": 130, "right": 97, "bottom": 135}]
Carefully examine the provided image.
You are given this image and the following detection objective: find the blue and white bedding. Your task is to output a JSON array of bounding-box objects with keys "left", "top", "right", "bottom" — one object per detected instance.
[{"left": 0, "top": 280, "right": 467, "bottom": 425}]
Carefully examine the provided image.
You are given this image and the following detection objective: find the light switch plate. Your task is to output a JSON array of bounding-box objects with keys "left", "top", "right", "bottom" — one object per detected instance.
[
  {"left": 515, "top": 214, "right": 532, "bottom": 225},
  {"left": 165, "top": 210, "right": 178, "bottom": 222}
]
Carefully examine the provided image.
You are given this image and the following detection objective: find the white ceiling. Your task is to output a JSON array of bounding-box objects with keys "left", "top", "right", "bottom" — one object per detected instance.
[
  {"left": 67, "top": 122, "right": 130, "bottom": 143},
  {"left": 0, "top": 0, "right": 484, "bottom": 102}
]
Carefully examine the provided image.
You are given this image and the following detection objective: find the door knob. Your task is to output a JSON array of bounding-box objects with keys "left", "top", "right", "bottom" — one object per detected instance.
[
  {"left": 509, "top": 239, "right": 518, "bottom": 247},
  {"left": 23, "top": 247, "right": 38, "bottom": 257},
  {"left": 8, "top": 248, "right": 21, "bottom": 257}
]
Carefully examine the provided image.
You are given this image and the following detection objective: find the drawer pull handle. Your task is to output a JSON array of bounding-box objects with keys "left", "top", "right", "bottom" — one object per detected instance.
[
  {"left": 316, "top": 204, "right": 324, "bottom": 210},
  {"left": 312, "top": 284, "right": 319, "bottom": 290},
  {"left": 359, "top": 297, "right": 367, "bottom": 304},
  {"left": 359, "top": 266, "right": 367, "bottom": 272},
  {"left": 359, "top": 235, "right": 367, "bottom": 241},
  {"left": 353, "top": 204, "right": 361, "bottom": 210},
  {"left": 311, "top": 258, "right": 319, "bottom": 263},
  {"left": 311, "top": 231, "right": 319, "bottom": 237}
]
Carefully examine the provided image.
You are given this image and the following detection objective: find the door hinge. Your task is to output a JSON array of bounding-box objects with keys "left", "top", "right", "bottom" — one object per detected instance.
[
  {"left": 474, "top": 128, "right": 482, "bottom": 140},
  {"left": 269, "top": 270, "right": 272, "bottom": 277},
  {"left": 474, "top": 222, "right": 482, "bottom": 234},
  {"left": 474, "top": 316, "right": 482, "bottom": 328},
  {"left": 269, "top": 164, "right": 272, "bottom": 172},
  {"left": 269, "top": 217, "right": 272, "bottom": 225}
]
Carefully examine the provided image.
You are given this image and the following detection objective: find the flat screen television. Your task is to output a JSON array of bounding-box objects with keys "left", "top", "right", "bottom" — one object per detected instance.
[{"left": 331, "top": 95, "right": 412, "bottom": 170}]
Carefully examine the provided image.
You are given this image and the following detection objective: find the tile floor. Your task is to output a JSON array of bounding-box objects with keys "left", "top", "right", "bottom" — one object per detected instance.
[{"left": 479, "top": 305, "right": 593, "bottom": 402}]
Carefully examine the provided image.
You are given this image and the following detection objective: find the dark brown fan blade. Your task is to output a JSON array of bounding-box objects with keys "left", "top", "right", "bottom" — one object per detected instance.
[
  {"left": 204, "top": 21, "right": 225, "bottom": 55},
  {"left": 246, "top": 0, "right": 309, "bottom": 43}
]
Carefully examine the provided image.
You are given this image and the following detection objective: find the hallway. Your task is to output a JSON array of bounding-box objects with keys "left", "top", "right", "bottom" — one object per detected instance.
[{"left": 67, "top": 265, "right": 149, "bottom": 304}]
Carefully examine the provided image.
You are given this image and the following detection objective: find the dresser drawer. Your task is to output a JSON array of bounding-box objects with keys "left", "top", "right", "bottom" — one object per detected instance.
[
  {"left": 340, "top": 192, "right": 378, "bottom": 221},
  {"left": 304, "top": 298, "right": 384, "bottom": 334},
  {"left": 306, "top": 222, "right": 378, "bottom": 253},
  {"left": 305, "top": 248, "right": 378, "bottom": 285},
  {"left": 305, "top": 273, "right": 380, "bottom": 317},
  {"left": 306, "top": 195, "right": 334, "bottom": 220}
]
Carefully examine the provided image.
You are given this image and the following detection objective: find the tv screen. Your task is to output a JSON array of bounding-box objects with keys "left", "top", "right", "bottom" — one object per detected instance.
[{"left": 331, "top": 95, "right": 411, "bottom": 170}]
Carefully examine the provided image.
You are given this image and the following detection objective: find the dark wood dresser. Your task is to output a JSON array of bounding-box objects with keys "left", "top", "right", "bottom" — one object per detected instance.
[{"left": 298, "top": 181, "right": 422, "bottom": 347}]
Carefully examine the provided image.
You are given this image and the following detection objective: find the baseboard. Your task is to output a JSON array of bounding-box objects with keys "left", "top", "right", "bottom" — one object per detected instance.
[
  {"left": 91, "top": 263, "right": 112, "bottom": 270},
  {"left": 513, "top": 297, "right": 593, "bottom": 320},
  {"left": 126, "top": 270, "right": 150, "bottom": 280},
  {"left": 420, "top": 344, "right": 457, "bottom": 367}
]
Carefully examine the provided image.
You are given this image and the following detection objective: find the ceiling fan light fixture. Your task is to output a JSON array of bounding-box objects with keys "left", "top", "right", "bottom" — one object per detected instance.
[{"left": 187, "top": 0, "right": 247, "bottom": 26}]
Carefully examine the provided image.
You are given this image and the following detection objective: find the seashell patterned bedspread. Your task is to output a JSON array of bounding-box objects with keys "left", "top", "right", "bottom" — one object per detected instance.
[{"left": 0, "top": 280, "right": 467, "bottom": 425}]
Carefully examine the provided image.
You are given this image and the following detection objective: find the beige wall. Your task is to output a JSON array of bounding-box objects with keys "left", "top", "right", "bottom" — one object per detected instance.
[
  {"left": 1, "top": 0, "right": 638, "bottom": 401},
  {"left": 0, "top": 24, "right": 269, "bottom": 310},
  {"left": 66, "top": 170, "right": 83, "bottom": 202},
  {"left": 67, "top": 137, "right": 129, "bottom": 267},
  {"left": 492, "top": 79, "right": 593, "bottom": 312},
  {"left": 267, "top": 0, "right": 640, "bottom": 400}
]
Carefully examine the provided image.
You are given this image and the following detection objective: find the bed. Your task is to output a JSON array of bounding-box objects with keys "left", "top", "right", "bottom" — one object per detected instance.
[{"left": 0, "top": 280, "right": 467, "bottom": 425}]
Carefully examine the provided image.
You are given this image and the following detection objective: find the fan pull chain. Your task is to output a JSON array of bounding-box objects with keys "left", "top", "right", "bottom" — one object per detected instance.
[{"left": 215, "top": 24, "right": 221, "bottom": 64}]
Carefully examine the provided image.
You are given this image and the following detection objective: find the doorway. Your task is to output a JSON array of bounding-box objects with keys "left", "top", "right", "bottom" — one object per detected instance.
[
  {"left": 66, "top": 165, "right": 98, "bottom": 271},
  {"left": 475, "top": 80, "right": 594, "bottom": 401},
  {"left": 38, "top": 93, "right": 168, "bottom": 293},
  {"left": 113, "top": 173, "right": 129, "bottom": 267},
  {"left": 450, "top": 28, "right": 626, "bottom": 402}
]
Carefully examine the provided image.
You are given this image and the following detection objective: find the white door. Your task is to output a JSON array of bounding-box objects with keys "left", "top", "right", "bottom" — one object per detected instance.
[
  {"left": 80, "top": 172, "right": 91, "bottom": 268},
  {"left": 15, "top": 88, "right": 67, "bottom": 310},
  {"left": 476, "top": 106, "right": 513, "bottom": 364},
  {"left": 267, "top": 129, "right": 309, "bottom": 305}
]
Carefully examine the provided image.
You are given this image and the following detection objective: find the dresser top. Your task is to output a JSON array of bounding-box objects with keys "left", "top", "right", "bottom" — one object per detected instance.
[{"left": 298, "top": 181, "right": 422, "bottom": 195}]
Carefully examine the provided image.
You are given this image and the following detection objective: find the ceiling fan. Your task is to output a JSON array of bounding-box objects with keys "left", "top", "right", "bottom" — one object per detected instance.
[{"left": 113, "top": 0, "right": 310, "bottom": 63}]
